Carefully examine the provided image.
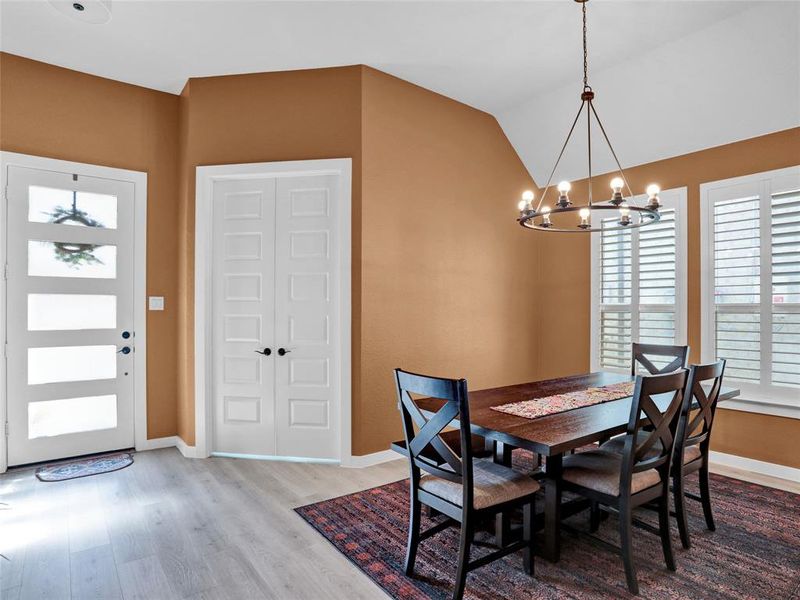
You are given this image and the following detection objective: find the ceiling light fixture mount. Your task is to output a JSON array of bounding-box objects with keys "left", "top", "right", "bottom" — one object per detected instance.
[{"left": 516, "top": 0, "right": 661, "bottom": 233}]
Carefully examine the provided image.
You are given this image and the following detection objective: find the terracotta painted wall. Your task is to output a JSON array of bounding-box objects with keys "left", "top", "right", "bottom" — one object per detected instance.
[
  {"left": 357, "top": 68, "right": 538, "bottom": 454},
  {"left": 176, "top": 67, "right": 364, "bottom": 445},
  {"left": 0, "top": 52, "right": 180, "bottom": 439},
  {"left": 536, "top": 128, "right": 800, "bottom": 468}
]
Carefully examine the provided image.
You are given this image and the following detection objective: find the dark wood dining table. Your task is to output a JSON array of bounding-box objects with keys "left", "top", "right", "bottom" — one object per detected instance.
[{"left": 415, "top": 371, "right": 741, "bottom": 563}]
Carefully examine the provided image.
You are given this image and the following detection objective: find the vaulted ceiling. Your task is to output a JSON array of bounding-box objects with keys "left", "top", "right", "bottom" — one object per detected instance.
[{"left": 2, "top": 1, "right": 797, "bottom": 183}]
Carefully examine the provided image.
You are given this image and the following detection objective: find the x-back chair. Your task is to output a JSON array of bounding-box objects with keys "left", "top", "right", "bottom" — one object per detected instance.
[
  {"left": 562, "top": 370, "right": 688, "bottom": 595},
  {"left": 395, "top": 368, "right": 540, "bottom": 600},
  {"left": 631, "top": 342, "right": 690, "bottom": 376}
]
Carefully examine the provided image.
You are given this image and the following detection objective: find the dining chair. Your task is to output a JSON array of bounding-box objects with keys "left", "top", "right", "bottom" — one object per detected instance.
[
  {"left": 601, "top": 360, "right": 726, "bottom": 549},
  {"left": 560, "top": 369, "right": 688, "bottom": 595},
  {"left": 395, "top": 368, "right": 540, "bottom": 600},
  {"left": 631, "top": 342, "right": 690, "bottom": 376}
]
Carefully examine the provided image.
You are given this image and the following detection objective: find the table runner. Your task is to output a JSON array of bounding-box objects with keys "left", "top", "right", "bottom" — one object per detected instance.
[{"left": 491, "top": 381, "right": 635, "bottom": 419}]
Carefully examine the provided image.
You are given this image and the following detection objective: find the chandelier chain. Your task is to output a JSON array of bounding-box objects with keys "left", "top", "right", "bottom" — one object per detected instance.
[{"left": 582, "top": 1, "right": 589, "bottom": 89}]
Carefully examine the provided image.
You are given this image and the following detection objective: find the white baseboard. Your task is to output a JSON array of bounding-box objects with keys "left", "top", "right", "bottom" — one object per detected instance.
[
  {"left": 136, "top": 436, "right": 181, "bottom": 451},
  {"left": 135, "top": 435, "right": 202, "bottom": 459},
  {"left": 709, "top": 451, "right": 800, "bottom": 484},
  {"left": 341, "top": 449, "right": 402, "bottom": 468}
]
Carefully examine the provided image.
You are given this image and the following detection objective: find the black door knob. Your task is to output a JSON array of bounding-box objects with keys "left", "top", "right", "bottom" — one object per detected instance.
[
  {"left": 277, "top": 348, "right": 291, "bottom": 356},
  {"left": 118, "top": 346, "right": 131, "bottom": 355},
  {"left": 121, "top": 330, "right": 131, "bottom": 339},
  {"left": 254, "top": 347, "right": 272, "bottom": 356}
]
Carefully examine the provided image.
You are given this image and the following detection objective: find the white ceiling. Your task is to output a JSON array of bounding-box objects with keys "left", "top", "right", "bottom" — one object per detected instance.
[{"left": 2, "top": 1, "right": 798, "bottom": 184}]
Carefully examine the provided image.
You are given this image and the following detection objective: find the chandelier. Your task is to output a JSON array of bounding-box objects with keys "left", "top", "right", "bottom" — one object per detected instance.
[{"left": 516, "top": 0, "right": 661, "bottom": 233}]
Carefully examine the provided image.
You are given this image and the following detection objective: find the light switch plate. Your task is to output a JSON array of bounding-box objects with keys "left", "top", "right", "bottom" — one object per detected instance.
[{"left": 148, "top": 296, "right": 165, "bottom": 311}]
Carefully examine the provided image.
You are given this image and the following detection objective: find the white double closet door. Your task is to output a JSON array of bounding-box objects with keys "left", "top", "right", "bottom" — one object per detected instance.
[{"left": 212, "top": 174, "right": 340, "bottom": 460}]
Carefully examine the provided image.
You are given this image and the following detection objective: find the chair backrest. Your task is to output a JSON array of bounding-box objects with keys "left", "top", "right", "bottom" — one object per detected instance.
[
  {"left": 394, "top": 369, "right": 473, "bottom": 506},
  {"left": 631, "top": 343, "right": 690, "bottom": 376},
  {"left": 619, "top": 369, "right": 689, "bottom": 494},
  {"left": 675, "top": 360, "right": 726, "bottom": 460}
]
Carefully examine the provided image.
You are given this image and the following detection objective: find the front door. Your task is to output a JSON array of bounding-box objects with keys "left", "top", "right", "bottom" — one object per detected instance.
[
  {"left": 212, "top": 172, "right": 341, "bottom": 460},
  {"left": 6, "top": 165, "right": 136, "bottom": 466}
]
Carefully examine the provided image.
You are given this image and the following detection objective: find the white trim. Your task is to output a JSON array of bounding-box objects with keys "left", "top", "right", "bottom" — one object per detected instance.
[
  {"left": 590, "top": 187, "right": 688, "bottom": 372},
  {"left": 176, "top": 436, "right": 202, "bottom": 459},
  {"left": 194, "top": 159, "right": 352, "bottom": 462},
  {"left": 700, "top": 165, "right": 800, "bottom": 416},
  {"left": 340, "top": 449, "right": 402, "bottom": 469},
  {"left": 0, "top": 151, "right": 147, "bottom": 474},
  {"left": 709, "top": 450, "right": 800, "bottom": 485},
  {"left": 136, "top": 435, "right": 181, "bottom": 451},
  {"left": 211, "top": 451, "right": 339, "bottom": 465}
]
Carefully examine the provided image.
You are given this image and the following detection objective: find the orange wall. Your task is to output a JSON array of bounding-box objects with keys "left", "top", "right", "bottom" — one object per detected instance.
[
  {"left": 0, "top": 53, "right": 180, "bottom": 439},
  {"left": 176, "top": 67, "right": 364, "bottom": 444},
  {"left": 537, "top": 128, "right": 800, "bottom": 468},
  {"left": 357, "top": 68, "right": 538, "bottom": 453}
]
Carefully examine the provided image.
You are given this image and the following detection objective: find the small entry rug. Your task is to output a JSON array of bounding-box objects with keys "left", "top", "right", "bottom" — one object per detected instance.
[
  {"left": 295, "top": 452, "right": 800, "bottom": 599},
  {"left": 491, "top": 381, "right": 635, "bottom": 420},
  {"left": 35, "top": 452, "right": 134, "bottom": 482}
]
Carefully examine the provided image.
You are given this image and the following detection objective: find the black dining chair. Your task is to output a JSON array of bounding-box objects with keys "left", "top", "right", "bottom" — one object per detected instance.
[
  {"left": 631, "top": 342, "right": 690, "bottom": 376},
  {"left": 560, "top": 370, "right": 688, "bottom": 595},
  {"left": 601, "top": 360, "right": 726, "bottom": 549},
  {"left": 395, "top": 368, "right": 540, "bottom": 600},
  {"left": 670, "top": 360, "right": 726, "bottom": 547}
]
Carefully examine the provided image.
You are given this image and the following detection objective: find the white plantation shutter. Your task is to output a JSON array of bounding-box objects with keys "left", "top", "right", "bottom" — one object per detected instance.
[
  {"left": 593, "top": 189, "right": 687, "bottom": 372},
  {"left": 702, "top": 166, "right": 800, "bottom": 412}
]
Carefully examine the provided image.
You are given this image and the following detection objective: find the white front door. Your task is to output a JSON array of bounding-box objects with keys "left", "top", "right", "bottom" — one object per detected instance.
[
  {"left": 6, "top": 166, "right": 136, "bottom": 466},
  {"left": 211, "top": 173, "right": 341, "bottom": 460}
]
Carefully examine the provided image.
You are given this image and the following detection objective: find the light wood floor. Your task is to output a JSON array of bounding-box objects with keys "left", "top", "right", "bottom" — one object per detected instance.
[
  {"left": 2, "top": 449, "right": 797, "bottom": 600},
  {"left": 0, "top": 449, "right": 408, "bottom": 600}
]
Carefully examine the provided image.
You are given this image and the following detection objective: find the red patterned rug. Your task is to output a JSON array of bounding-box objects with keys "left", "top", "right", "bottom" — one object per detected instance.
[{"left": 295, "top": 452, "right": 800, "bottom": 599}]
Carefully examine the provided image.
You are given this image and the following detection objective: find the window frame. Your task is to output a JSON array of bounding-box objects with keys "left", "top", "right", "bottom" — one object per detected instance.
[
  {"left": 700, "top": 165, "right": 800, "bottom": 419},
  {"left": 590, "top": 187, "right": 688, "bottom": 374}
]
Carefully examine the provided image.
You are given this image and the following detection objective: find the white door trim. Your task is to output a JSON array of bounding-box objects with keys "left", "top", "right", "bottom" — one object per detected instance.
[
  {"left": 194, "top": 158, "right": 352, "bottom": 462},
  {"left": 0, "top": 151, "right": 148, "bottom": 473}
]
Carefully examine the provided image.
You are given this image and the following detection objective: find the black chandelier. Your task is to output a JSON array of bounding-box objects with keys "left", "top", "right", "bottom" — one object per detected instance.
[{"left": 517, "top": 0, "right": 662, "bottom": 233}]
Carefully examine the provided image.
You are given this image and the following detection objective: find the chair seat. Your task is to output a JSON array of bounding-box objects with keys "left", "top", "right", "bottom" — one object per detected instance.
[
  {"left": 419, "top": 458, "right": 540, "bottom": 510},
  {"left": 600, "top": 433, "right": 703, "bottom": 465},
  {"left": 561, "top": 449, "right": 661, "bottom": 497}
]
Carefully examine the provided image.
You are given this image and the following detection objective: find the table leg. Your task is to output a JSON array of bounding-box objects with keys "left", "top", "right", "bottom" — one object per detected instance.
[
  {"left": 494, "top": 441, "right": 513, "bottom": 546},
  {"left": 543, "top": 453, "right": 563, "bottom": 562}
]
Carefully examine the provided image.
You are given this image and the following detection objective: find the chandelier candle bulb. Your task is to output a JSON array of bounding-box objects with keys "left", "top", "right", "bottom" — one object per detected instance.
[
  {"left": 522, "top": 190, "right": 535, "bottom": 202},
  {"left": 557, "top": 180, "right": 572, "bottom": 208},
  {"left": 578, "top": 207, "right": 591, "bottom": 229},
  {"left": 540, "top": 205, "right": 552, "bottom": 227},
  {"left": 618, "top": 203, "right": 631, "bottom": 226},
  {"left": 646, "top": 183, "right": 661, "bottom": 209},
  {"left": 610, "top": 177, "right": 624, "bottom": 204}
]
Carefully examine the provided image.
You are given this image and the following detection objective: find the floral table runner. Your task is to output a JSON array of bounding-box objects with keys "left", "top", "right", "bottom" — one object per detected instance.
[{"left": 490, "top": 381, "right": 636, "bottom": 420}]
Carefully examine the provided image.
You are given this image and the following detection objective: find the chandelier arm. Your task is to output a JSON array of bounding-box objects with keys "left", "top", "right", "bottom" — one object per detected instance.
[
  {"left": 588, "top": 101, "right": 638, "bottom": 206},
  {"left": 535, "top": 100, "right": 585, "bottom": 213},
  {"left": 587, "top": 99, "right": 593, "bottom": 207}
]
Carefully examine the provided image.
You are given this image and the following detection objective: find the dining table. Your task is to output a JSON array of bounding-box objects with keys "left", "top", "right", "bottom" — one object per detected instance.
[{"left": 415, "top": 370, "right": 741, "bottom": 563}]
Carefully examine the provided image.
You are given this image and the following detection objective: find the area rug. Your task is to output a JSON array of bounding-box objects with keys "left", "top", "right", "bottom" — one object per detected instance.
[
  {"left": 35, "top": 452, "right": 134, "bottom": 482},
  {"left": 295, "top": 452, "right": 800, "bottom": 599},
  {"left": 491, "top": 381, "right": 635, "bottom": 420}
]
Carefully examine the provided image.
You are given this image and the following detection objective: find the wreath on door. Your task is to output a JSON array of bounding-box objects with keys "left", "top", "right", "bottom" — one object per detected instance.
[{"left": 46, "top": 194, "right": 105, "bottom": 267}]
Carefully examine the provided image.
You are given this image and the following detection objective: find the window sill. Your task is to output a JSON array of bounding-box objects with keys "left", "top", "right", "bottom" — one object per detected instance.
[{"left": 718, "top": 397, "right": 800, "bottom": 420}]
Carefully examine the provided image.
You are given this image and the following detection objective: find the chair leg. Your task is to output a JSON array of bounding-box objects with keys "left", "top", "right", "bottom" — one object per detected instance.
[
  {"left": 658, "top": 493, "right": 676, "bottom": 572},
  {"left": 404, "top": 496, "right": 421, "bottom": 576},
  {"left": 589, "top": 500, "right": 600, "bottom": 533},
  {"left": 619, "top": 504, "right": 639, "bottom": 595},
  {"left": 672, "top": 471, "right": 691, "bottom": 549},
  {"left": 523, "top": 501, "right": 535, "bottom": 577},
  {"left": 699, "top": 463, "right": 716, "bottom": 532},
  {"left": 452, "top": 516, "right": 473, "bottom": 600}
]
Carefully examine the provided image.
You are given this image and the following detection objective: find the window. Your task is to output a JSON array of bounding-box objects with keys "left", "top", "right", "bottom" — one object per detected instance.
[
  {"left": 701, "top": 166, "right": 800, "bottom": 415},
  {"left": 591, "top": 188, "right": 688, "bottom": 372}
]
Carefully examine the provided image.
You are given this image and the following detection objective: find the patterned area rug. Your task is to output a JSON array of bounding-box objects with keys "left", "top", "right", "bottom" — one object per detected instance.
[
  {"left": 295, "top": 452, "right": 800, "bottom": 599},
  {"left": 35, "top": 452, "right": 134, "bottom": 482}
]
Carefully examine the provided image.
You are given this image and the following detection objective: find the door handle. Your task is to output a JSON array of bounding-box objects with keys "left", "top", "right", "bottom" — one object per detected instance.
[
  {"left": 118, "top": 346, "right": 132, "bottom": 355},
  {"left": 254, "top": 347, "right": 272, "bottom": 356},
  {"left": 277, "top": 348, "right": 291, "bottom": 356}
]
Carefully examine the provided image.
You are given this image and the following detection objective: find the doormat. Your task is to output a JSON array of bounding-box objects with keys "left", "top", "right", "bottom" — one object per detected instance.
[{"left": 35, "top": 452, "right": 134, "bottom": 482}]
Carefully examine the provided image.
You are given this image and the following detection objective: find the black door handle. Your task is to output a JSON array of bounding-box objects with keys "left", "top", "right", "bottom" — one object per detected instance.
[
  {"left": 117, "top": 346, "right": 131, "bottom": 355},
  {"left": 277, "top": 348, "right": 291, "bottom": 356},
  {"left": 254, "top": 348, "right": 272, "bottom": 356}
]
